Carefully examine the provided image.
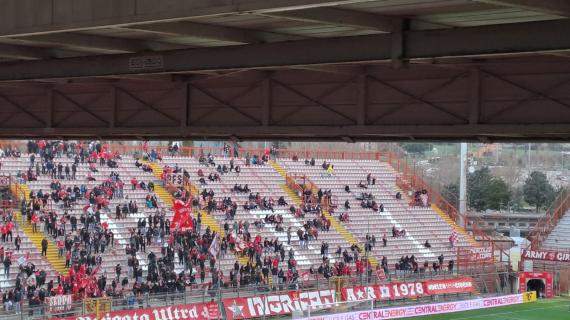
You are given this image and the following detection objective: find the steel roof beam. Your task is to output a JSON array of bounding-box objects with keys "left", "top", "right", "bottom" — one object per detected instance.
[
  {"left": 0, "top": 124, "right": 567, "bottom": 140},
  {"left": 0, "top": 0, "right": 378, "bottom": 38},
  {"left": 474, "top": 0, "right": 570, "bottom": 17},
  {"left": 262, "top": 7, "right": 400, "bottom": 32},
  {"left": 123, "top": 21, "right": 293, "bottom": 44},
  {"left": 0, "top": 43, "right": 52, "bottom": 60},
  {"left": 0, "top": 19, "right": 569, "bottom": 81},
  {"left": 18, "top": 33, "right": 167, "bottom": 53}
]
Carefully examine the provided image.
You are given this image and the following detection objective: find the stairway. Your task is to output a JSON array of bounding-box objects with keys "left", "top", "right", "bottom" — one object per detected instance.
[
  {"left": 143, "top": 161, "right": 175, "bottom": 206},
  {"left": 269, "top": 161, "right": 287, "bottom": 178},
  {"left": 187, "top": 184, "right": 224, "bottom": 237},
  {"left": 271, "top": 161, "right": 302, "bottom": 203},
  {"left": 144, "top": 161, "right": 248, "bottom": 265},
  {"left": 190, "top": 182, "right": 249, "bottom": 265},
  {"left": 154, "top": 184, "right": 174, "bottom": 205},
  {"left": 10, "top": 184, "right": 68, "bottom": 275},
  {"left": 145, "top": 161, "right": 221, "bottom": 233},
  {"left": 270, "top": 161, "right": 378, "bottom": 267},
  {"left": 147, "top": 161, "right": 164, "bottom": 177},
  {"left": 280, "top": 185, "right": 301, "bottom": 203},
  {"left": 431, "top": 205, "right": 478, "bottom": 246}
]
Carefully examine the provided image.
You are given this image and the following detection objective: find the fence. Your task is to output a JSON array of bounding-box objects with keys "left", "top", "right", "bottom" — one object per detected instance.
[
  {"left": 526, "top": 188, "right": 570, "bottom": 250},
  {"left": 0, "top": 269, "right": 512, "bottom": 320},
  {"left": 519, "top": 188, "right": 570, "bottom": 289}
]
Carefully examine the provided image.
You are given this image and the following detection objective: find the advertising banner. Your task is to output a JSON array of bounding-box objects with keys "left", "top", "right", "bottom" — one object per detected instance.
[
  {"left": 47, "top": 294, "right": 73, "bottom": 313},
  {"left": 341, "top": 278, "right": 475, "bottom": 303},
  {"left": 521, "top": 249, "right": 570, "bottom": 262},
  {"left": 300, "top": 294, "right": 525, "bottom": 320},
  {"left": 423, "top": 277, "right": 476, "bottom": 295},
  {"left": 458, "top": 246, "right": 493, "bottom": 265},
  {"left": 54, "top": 301, "right": 220, "bottom": 320},
  {"left": 222, "top": 289, "right": 336, "bottom": 320},
  {"left": 165, "top": 173, "right": 184, "bottom": 187}
]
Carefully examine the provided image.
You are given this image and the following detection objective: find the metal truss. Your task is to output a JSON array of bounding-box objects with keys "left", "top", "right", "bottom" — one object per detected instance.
[{"left": 0, "top": 59, "right": 569, "bottom": 141}]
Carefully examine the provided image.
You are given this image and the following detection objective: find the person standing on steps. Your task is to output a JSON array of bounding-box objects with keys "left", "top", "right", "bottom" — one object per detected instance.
[
  {"left": 41, "top": 238, "right": 48, "bottom": 256},
  {"left": 14, "top": 235, "right": 21, "bottom": 251},
  {"left": 71, "top": 163, "right": 77, "bottom": 180},
  {"left": 3, "top": 255, "right": 10, "bottom": 276}
]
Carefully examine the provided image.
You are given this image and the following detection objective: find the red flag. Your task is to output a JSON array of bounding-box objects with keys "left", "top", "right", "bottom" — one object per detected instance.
[
  {"left": 171, "top": 199, "right": 193, "bottom": 230},
  {"left": 91, "top": 264, "right": 101, "bottom": 277},
  {"left": 235, "top": 234, "right": 247, "bottom": 252}
]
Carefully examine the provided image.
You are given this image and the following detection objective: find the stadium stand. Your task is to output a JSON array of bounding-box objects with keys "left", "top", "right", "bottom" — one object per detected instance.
[
  {"left": 542, "top": 210, "right": 570, "bottom": 250},
  {"left": 0, "top": 140, "right": 484, "bottom": 316},
  {"left": 277, "top": 158, "right": 471, "bottom": 268},
  {"left": 162, "top": 155, "right": 350, "bottom": 271},
  {"left": 535, "top": 189, "right": 570, "bottom": 252},
  {"left": 525, "top": 188, "right": 570, "bottom": 268}
]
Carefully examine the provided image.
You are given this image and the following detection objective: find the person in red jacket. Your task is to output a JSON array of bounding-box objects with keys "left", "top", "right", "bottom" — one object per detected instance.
[
  {"left": 57, "top": 239, "right": 64, "bottom": 257},
  {"left": 31, "top": 213, "right": 39, "bottom": 233},
  {"left": 65, "top": 251, "right": 71, "bottom": 268}
]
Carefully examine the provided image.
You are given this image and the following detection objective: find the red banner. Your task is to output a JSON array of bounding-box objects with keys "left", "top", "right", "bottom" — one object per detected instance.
[
  {"left": 375, "top": 269, "right": 387, "bottom": 281},
  {"left": 341, "top": 281, "right": 425, "bottom": 302},
  {"left": 390, "top": 282, "right": 425, "bottom": 300},
  {"left": 54, "top": 301, "right": 220, "bottom": 320},
  {"left": 521, "top": 249, "right": 570, "bottom": 262},
  {"left": 423, "top": 277, "right": 476, "bottom": 295},
  {"left": 171, "top": 199, "right": 193, "bottom": 230},
  {"left": 342, "top": 277, "right": 475, "bottom": 303},
  {"left": 458, "top": 246, "right": 493, "bottom": 265},
  {"left": 222, "top": 289, "right": 336, "bottom": 320},
  {"left": 341, "top": 284, "right": 392, "bottom": 302}
]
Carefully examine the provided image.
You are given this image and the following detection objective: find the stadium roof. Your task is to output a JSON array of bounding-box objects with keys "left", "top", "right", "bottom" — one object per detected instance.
[
  {"left": 0, "top": 0, "right": 568, "bottom": 76},
  {"left": 0, "top": 0, "right": 568, "bottom": 140}
]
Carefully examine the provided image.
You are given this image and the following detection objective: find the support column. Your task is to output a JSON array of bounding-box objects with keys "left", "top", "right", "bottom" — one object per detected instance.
[
  {"left": 391, "top": 18, "right": 408, "bottom": 69},
  {"left": 182, "top": 82, "right": 190, "bottom": 128},
  {"left": 469, "top": 68, "right": 481, "bottom": 125},
  {"left": 357, "top": 73, "right": 368, "bottom": 126},
  {"left": 262, "top": 75, "right": 272, "bottom": 126},
  {"left": 47, "top": 89, "right": 54, "bottom": 129},
  {"left": 110, "top": 86, "right": 117, "bottom": 128},
  {"left": 459, "top": 142, "right": 468, "bottom": 227}
]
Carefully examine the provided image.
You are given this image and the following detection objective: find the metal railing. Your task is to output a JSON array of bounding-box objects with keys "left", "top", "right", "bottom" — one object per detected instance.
[
  {"left": 0, "top": 269, "right": 512, "bottom": 319},
  {"left": 527, "top": 188, "right": 570, "bottom": 250}
]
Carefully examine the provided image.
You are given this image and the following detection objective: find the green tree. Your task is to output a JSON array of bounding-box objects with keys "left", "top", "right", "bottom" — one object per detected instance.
[
  {"left": 467, "top": 167, "right": 492, "bottom": 211},
  {"left": 401, "top": 143, "right": 432, "bottom": 155},
  {"left": 523, "top": 171, "right": 555, "bottom": 212},
  {"left": 467, "top": 167, "right": 511, "bottom": 211},
  {"left": 510, "top": 187, "right": 525, "bottom": 211},
  {"left": 486, "top": 178, "right": 512, "bottom": 210}
]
